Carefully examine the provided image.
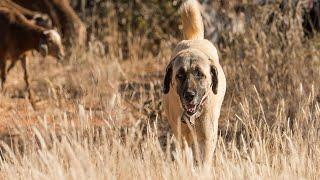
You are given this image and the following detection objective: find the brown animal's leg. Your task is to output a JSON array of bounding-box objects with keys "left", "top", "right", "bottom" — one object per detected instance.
[
  {"left": 21, "top": 56, "right": 29, "bottom": 91},
  {"left": 21, "top": 56, "right": 35, "bottom": 109},
  {"left": 0, "top": 60, "right": 7, "bottom": 91}
]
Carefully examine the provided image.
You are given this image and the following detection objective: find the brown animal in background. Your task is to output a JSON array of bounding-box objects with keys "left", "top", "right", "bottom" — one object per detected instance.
[
  {"left": 0, "top": 0, "right": 52, "bottom": 28},
  {"left": 163, "top": 0, "right": 226, "bottom": 165},
  {"left": 0, "top": 7, "right": 65, "bottom": 103},
  {"left": 12, "top": 0, "right": 87, "bottom": 53},
  {"left": 0, "top": 0, "right": 54, "bottom": 77}
]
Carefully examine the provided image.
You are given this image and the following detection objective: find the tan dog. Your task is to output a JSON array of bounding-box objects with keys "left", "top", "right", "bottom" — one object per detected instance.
[{"left": 163, "top": 0, "right": 226, "bottom": 165}]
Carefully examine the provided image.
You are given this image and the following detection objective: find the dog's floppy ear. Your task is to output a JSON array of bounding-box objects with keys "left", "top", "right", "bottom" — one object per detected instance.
[
  {"left": 210, "top": 65, "right": 218, "bottom": 94},
  {"left": 163, "top": 62, "right": 173, "bottom": 94}
]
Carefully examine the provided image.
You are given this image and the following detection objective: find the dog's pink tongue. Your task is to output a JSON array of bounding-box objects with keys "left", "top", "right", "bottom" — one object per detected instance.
[
  {"left": 186, "top": 104, "right": 196, "bottom": 113},
  {"left": 187, "top": 104, "right": 195, "bottom": 109}
]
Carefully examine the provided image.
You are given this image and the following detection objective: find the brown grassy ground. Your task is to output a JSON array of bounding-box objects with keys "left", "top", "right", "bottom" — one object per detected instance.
[{"left": 0, "top": 1, "right": 320, "bottom": 179}]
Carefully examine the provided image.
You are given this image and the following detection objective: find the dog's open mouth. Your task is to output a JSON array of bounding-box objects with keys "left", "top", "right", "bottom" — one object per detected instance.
[
  {"left": 181, "top": 103, "right": 199, "bottom": 125},
  {"left": 183, "top": 103, "right": 198, "bottom": 116}
]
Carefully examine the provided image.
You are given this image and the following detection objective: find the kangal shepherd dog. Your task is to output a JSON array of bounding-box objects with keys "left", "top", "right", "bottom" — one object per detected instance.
[{"left": 163, "top": 0, "right": 226, "bottom": 165}]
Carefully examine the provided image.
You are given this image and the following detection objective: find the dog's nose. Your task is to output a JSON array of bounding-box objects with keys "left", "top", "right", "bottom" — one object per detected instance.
[{"left": 183, "top": 90, "right": 196, "bottom": 102}]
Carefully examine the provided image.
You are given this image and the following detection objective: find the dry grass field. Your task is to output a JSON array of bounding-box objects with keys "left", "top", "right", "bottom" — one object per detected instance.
[{"left": 0, "top": 1, "right": 320, "bottom": 179}]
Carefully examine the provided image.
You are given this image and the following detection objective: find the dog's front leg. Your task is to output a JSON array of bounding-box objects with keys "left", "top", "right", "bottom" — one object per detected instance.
[{"left": 195, "top": 113, "right": 218, "bottom": 166}]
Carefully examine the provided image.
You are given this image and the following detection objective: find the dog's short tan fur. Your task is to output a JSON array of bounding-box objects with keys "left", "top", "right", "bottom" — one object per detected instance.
[{"left": 163, "top": 0, "right": 226, "bottom": 165}]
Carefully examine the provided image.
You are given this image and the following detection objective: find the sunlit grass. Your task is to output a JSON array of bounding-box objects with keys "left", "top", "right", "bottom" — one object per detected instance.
[{"left": 0, "top": 1, "right": 319, "bottom": 179}]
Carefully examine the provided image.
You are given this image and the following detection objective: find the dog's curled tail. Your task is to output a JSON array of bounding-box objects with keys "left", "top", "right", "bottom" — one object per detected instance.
[{"left": 180, "top": 0, "right": 204, "bottom": 40}]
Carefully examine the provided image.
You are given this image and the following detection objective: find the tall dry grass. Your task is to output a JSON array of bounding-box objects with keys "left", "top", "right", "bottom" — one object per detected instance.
[{"left": 0, "top": 0, "right": 319, "bottom": 179}]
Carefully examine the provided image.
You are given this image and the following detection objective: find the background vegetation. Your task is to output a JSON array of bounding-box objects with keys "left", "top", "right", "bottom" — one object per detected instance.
[{"left": 0, "top": 0, "right": 319, "bottom": 179}]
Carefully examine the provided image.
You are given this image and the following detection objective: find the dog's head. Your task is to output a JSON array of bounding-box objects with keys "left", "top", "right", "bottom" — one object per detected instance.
[{"left": 163, "top": 49, "right": 218, "bottom": 116}]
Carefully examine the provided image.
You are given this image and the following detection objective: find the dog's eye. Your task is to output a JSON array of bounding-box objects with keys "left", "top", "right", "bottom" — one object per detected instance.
[
  {"left": 194, "top": 70, "right": 204, "bottom": 78},
  {"left": 176, "top": 73, "right": 185, "bottom": 80}
]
